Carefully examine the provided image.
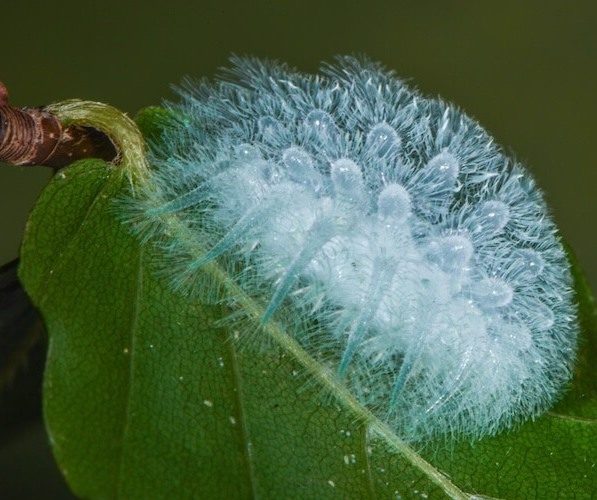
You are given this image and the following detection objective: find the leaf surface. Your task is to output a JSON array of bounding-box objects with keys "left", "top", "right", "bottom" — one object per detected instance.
[{"left": 18, "top": 106, "right": 596, "bottom": 499}]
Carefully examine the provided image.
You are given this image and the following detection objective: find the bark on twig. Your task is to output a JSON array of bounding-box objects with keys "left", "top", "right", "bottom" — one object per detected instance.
[{"left": 0, "top": 82, "right": 118, "bottom": 168}]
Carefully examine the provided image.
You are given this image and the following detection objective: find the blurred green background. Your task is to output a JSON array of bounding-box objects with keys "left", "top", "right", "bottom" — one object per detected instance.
[
  {"left": 2, "top": 1, "right": 596, "bottom": 289},
  {"left": 0, "top": 1, "right": 595, "bottom": 498}
]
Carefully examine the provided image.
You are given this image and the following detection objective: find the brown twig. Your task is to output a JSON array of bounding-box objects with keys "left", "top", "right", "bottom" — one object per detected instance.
[
  {"left": 0, "top": 82, "right": 8, "bottom": 106},
  {"left": 0, "top": 82, "right": 118, "bottom": 168}
]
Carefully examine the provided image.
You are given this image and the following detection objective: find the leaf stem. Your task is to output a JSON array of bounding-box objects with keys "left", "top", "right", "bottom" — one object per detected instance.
[{"left": 47, "top": 100, "right": 149, "bottom": 182}]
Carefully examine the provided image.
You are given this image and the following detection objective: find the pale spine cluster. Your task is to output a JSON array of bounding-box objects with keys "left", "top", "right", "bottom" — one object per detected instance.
[{"left": 134, "top": 56, "right": 578, "bottom": 441}]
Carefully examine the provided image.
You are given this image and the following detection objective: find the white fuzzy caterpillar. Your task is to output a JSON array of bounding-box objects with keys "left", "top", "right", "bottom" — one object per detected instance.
[{"left": 132, "top": 56, "right": 578, "bottom": 442}]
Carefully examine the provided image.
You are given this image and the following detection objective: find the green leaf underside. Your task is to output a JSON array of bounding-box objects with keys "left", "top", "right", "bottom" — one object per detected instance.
[{"left": 19, "top": 133, "right": 596, "bottom": 497}]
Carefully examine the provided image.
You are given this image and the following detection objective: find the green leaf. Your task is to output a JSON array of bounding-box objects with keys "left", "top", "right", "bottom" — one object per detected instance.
[{"left": 19, "top": 103, "right": 596, "bottom": 499}]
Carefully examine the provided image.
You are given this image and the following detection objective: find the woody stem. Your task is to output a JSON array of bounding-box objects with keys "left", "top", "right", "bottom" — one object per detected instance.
[{"left": 0, "top": 82, "right": 118, "bottom": 168}]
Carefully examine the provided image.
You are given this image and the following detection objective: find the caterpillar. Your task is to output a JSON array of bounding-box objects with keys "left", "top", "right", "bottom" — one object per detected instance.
[{"left": 130, "top": 56, "right": 578, "bottom": 442}]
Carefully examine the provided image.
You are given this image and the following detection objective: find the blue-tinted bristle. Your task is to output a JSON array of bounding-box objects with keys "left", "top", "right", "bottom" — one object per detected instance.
[{"left": 128, "top": 55, "right": 579, "bottom": 442}]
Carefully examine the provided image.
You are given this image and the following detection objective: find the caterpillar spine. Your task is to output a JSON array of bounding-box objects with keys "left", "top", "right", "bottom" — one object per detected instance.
[{"left": 129, "top": 55, "right": 578, "bottom": 442}]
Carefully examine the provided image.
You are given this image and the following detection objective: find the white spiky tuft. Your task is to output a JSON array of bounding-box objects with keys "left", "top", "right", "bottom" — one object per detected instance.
[{"left": 130, "top": 55, "right": 578, "bottom": 442}]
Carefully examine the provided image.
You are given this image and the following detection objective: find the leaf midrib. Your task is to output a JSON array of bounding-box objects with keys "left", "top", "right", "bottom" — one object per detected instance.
[
  {"left": 154, "top": 206, "right": 472, "bottom": 500},
  {"left": 37, "top": 164, "right": 471, "bottom": 499}
]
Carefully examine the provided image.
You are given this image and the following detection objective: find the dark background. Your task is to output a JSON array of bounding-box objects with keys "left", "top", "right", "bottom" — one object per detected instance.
[{"left": 1, "top": 1, "right": 595, "bottom": 498}]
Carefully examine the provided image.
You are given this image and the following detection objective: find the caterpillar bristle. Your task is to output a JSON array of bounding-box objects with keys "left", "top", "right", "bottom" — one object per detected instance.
[{"left": 126, "top": 55, "right": 579, "bottom": 442}]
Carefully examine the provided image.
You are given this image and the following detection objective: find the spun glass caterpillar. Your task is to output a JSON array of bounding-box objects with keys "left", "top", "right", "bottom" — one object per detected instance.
[{"left": 130, "top": 56, "right": 578, "bottom": 442}]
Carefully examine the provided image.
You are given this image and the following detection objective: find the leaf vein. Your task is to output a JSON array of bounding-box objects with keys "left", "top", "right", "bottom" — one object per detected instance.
[
  {"left": 37, "top": 167, "right": 114, "bottom": 308},
  {"left": 362, "top": 427, "right": 376, "bottom": 499},
  {"left": 547, "top": 411, "right": 596, "bottom": 425},
  {"left": 154, "top": 210, "right": 472, "bottom": 500},
  {"left": 115, "top": 247, "right": 144, "bottom": 496},
  {"left": 227, "top": 332, "right": 259, "bottom": 498}
]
